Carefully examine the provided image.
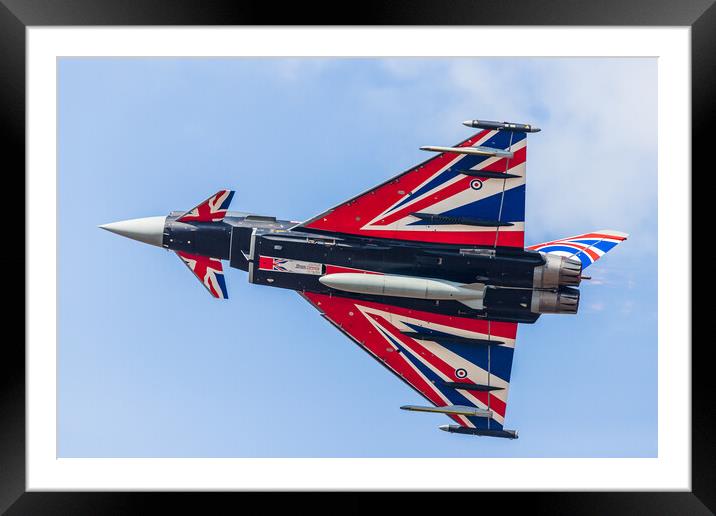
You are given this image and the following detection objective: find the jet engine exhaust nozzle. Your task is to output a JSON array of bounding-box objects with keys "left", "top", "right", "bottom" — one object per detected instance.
[
  {"left": 531, "top": 286, "right": 580, "bottom": 314},
  {"left": 532, "top": 254, "right": 582, "bottom": 289}
]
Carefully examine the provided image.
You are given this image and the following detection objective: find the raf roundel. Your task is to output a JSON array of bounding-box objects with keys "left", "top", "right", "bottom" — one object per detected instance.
[
  {"left": 470, "top": 179, "right": 483, "bottom": 190},
  {"left": 455, "top": 368, "right": 468, "bottom": 379}
]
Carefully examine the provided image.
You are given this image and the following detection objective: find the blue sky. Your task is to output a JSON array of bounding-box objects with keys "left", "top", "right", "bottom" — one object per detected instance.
[{"left": 58, "top": 57, "right": 657, "bottom": 457}]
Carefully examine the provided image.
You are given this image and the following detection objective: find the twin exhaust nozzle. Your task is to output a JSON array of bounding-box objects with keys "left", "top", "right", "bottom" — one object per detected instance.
[
  {"left": 531, "top": 287, "right": 580, "bottom": 315},
  {"left": 533, "top": 254, "right": 583, "bottom": 289},
  {"left": 530, "top": 254, "right": 582, "bottom": 314}
]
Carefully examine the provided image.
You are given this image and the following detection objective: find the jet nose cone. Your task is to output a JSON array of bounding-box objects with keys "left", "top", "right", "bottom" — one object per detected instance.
[{"left": 99, "top": 216, "right": 167, "bottom": 247}]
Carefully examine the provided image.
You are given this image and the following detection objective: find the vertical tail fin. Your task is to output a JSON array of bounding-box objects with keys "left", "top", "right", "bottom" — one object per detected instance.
[{"left": 527, "top": 229, "right": 628, "bottom": 269}]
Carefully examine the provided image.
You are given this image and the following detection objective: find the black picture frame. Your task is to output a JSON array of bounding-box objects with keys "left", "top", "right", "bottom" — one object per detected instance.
[{"left": 3, "top": 1, "right": 706, "bottom": 513}]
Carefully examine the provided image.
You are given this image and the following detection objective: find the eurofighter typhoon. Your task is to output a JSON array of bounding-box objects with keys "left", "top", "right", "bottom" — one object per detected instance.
[{"left": 100, "top": 120, "right": 628, "bottom": 439}]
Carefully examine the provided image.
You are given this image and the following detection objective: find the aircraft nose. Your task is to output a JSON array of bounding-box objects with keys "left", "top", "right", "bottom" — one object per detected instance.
[{"left": 98, "top": 216, "right": 167, "bottom": 247}]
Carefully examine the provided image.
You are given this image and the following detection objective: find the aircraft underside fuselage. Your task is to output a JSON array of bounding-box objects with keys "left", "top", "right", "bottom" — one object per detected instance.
[{"left": 162, "top": 211, "right": 582, "bottom": 324}]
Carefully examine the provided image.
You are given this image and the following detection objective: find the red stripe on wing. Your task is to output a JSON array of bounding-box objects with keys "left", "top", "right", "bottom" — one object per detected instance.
[
  {"left": 371, "top": 313, "right": 507, "bottom": 418},
  {"left": 304, "top": 293, "right": 450, "bottom": 409},
  {"left": 475, "top": 146, "right": 526, "bottom": 173},
  {"left": 303, "top": 131, "right": 492, "bottom": 236},
  {"left": 303, "top": 292, "right": 516, "bottom": 425},
  {"left": 177, "top": 251, "right": 224, "bottom": 298}
]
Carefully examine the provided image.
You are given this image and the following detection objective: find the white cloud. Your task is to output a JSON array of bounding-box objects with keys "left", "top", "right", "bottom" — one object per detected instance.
[
  {"left": 588, "top": 302, "right": 605, "bottom": 312},
  {"left": 621, "top": 300, "right": 636, "bottom": 315},
  {"left": 256, "top": 57, "right": 657, "bottom": 255},
  {"left": 375, "top": 58, "right": 657, "bottom": 248},
  {"left": 272, "top": 58, "right": 334, "bottom": 82}
]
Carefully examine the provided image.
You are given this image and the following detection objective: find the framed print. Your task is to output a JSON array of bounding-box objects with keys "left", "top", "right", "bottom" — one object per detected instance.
[{"left": 3, "top": 0, "right": 708, "bottom": 513}]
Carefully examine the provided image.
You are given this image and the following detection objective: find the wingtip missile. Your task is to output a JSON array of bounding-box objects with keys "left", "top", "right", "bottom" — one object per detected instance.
[
  {"left": 439, "top": 424, "right": 519, "bottom": 439},
  {"left": 462, "top": 119, "right": 541, "bottom": 133}
]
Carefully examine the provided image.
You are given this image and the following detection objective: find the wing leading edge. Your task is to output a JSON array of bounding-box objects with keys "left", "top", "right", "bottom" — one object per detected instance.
[
  {"left": 292, "top": 129, "right": 528, "bottom": 248},
  {"left": 301, "top": 292, "right": 518, "bottom": 435}
]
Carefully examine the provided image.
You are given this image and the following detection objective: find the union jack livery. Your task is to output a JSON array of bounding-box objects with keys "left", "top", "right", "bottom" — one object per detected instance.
[
  {"left": 176, "top": 251, "right": 229, "bottom": 299},
  {"left": 258, "top": 257, "right": 323, "bottom": 275},
  {"left": 301, "top": 293, "right": 518, "bottom": 434},
  {"left": 298, "top": 128, "right": 527, "bottom": 248},
  {"left": 177, "top": 189, "right": 234, "bottom": 222},
  {"left": 100, "top": 119, "right": 628, "bottom": 439}
]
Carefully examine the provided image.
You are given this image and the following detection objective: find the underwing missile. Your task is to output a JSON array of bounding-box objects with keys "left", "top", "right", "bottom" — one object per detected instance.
[
  {"left": 462, "top": 119, "right": 541, "bottom": 133},
  {"left": 439, "top": 425, "right": 519, "bottom": 439},
  {"left": 401, "top": 405, "right": 493, "bottom": 418},
  {"left": 420, "top": 145, "right": 514, "bottom": 158}
]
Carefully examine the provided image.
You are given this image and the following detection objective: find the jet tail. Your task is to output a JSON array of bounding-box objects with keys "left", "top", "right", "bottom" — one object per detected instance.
[{"left": 527, "top": 229, "right": 628, "bottom": 269}]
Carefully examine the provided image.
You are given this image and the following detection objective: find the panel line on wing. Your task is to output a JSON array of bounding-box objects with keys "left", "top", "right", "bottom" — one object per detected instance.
[
  {"left": 365, "top": 314, "right": 475, "bottom": 427},
  {"left": 300, "top": 292, "right": 518, "bottom": 430},
  {"left": 493, "top": 131, "right": 515, "bottom": 249},
  {"left": 488, "top": 319, "right": 492, "bottom": 427},
  {"left": 366, "top": 310, "right": 508, "bottom": 423}
]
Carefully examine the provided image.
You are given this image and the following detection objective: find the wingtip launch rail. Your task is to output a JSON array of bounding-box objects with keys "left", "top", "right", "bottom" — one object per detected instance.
[{"left": 462, "top": 119, "right": 541, "bottom": 133}]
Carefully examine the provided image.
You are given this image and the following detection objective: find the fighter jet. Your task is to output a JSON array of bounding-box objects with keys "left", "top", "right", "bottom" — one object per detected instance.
[{"left": 100, "top": 119, "right": 628, "bottom": 439}]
